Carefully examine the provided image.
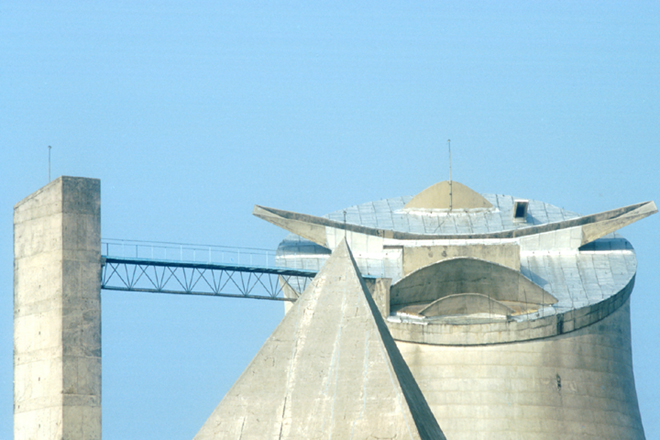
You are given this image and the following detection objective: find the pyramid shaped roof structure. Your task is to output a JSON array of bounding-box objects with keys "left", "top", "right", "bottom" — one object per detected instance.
[{"left": 194, "top": 239, "right": 445, "bottom": 440}]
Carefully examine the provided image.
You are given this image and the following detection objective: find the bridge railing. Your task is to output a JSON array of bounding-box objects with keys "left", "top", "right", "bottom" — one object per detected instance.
[{"left": 102, "top": 239, "right": 277, "bottom": 268}]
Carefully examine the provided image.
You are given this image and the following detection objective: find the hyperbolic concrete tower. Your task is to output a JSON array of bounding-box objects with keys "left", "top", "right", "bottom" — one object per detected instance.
[{"left": 255, "top": 181, "right": 656, "bottom": 439}]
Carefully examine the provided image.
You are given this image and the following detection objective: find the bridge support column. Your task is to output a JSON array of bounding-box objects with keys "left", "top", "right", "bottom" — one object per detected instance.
[{"left": 14, "top": 176, "right": 102, "bottom": 440}]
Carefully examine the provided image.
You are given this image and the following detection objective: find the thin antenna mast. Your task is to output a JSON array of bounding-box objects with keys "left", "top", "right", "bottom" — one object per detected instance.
[
  {"left": 48, "top": 145, "right": 52, "bottom": 182},
  {"left": 343, "top": 210, "right": 347, "bottom": 241},
  {"left": 448, "top": 139, "right": 452, "bottom": 211}
]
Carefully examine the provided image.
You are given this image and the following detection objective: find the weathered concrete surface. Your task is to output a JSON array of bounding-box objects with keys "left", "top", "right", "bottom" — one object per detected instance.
[
  {"left": 391, "top": 257, "right": 556, "bottom": 311},
  {"left": 195, "top": 240, "right": 445, "bottom": 440},
  {"left": 580, "top": 200, "right": 657, "bottom": 246},
  {"left": 418, "top": 293, "right": 515, "bottom": 317},
  {"left": 263, "top": 182, "right": 654, "bottom": 439},
  {"left": 388, "top": 275, "right": 635, "bottom": 345},
  {"left": 402, "top": 243, "right": 520, "bottom": 274},
  {"left": 370, "top": 277, "right": 391, "bottom": 318},
  {"left": 258, "top": 198, "right": 657, "bottom": 243},
  {"left": 396, "top": 298, "right": 645, "bottom": 440},
  {"left": 253, "top": 204, "right": 328, "bottom": 247},
  {"left": 14, "top": 176, "right": 101, "bottom": 440},
  {"left": 404, "top": 181, "right": 493, "bottom": 210}
]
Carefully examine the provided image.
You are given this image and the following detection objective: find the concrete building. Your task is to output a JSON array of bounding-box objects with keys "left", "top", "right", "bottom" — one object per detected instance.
[
  {"left": 13, "top": 177, "right": 656, "bottom": 439},
  {"left": 195, "top": 240, "right": 445, "bottom": 439},
  {"left": 256, "top": 180, "right": 656, "bottom": 439},
  {"left": 14, "top": 177, "right": 102, "bottom": 440}
]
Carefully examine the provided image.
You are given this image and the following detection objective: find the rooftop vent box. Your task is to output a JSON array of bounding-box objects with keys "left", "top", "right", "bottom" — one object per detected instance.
[{"left": 512, "top": 199, "right": 529, "bottom": 222}]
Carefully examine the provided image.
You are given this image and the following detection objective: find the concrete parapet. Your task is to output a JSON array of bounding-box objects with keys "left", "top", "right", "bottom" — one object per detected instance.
[
  {"left": 402, "top": 243, "right": 520, "bottom": 274},
  {"left": 388, "top": 276, "right": 635, "bottom": 346},
  {"left": 14, "top": 177, "right": 101, "bottom": 440}
]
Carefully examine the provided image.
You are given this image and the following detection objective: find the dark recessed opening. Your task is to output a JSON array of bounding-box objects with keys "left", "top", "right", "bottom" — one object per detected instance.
[{"left": 513, "top": 200, "right": 529, "bottom": 221}]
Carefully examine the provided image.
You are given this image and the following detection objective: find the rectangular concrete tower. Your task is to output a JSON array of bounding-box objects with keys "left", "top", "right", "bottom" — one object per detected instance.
[{"left": 14, "top": 176, "right": 102, "bottom": 440}]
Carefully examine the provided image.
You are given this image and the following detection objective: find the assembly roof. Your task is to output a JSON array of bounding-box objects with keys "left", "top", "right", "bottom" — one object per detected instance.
[{"left": 275, "top": 190, "right": 639, "bottom": 321}]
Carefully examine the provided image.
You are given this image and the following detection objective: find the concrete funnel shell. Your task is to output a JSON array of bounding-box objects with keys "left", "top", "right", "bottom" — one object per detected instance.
[{"left": 390, "top": 257, "right": 557, "bottom": 315}]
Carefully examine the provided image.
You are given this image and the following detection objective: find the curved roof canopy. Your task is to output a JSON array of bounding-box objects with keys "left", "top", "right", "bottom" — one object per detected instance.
[{"left": 390, "top": 257, "right": 557, "bottom": 316}]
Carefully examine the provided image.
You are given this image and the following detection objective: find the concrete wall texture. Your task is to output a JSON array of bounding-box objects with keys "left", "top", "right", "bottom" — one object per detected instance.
[
  {"left": 14, "top": 177, "right": 102, "bottom": 440},
  {"left": 195, "top": 240, "right": 446, "bottom": 440},
  {"left": 396, "top": 298, "right": 645, "bottom": 440}
]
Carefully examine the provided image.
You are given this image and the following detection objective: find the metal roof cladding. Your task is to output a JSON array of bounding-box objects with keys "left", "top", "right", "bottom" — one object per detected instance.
[{"left": 271, "top": 184, "right": 654, "bottom": 323}]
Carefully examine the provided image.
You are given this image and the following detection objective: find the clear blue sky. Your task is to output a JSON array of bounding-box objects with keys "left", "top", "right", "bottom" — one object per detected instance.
[{"left": 1, "top": 2, "right": 658, "bottom": 438}]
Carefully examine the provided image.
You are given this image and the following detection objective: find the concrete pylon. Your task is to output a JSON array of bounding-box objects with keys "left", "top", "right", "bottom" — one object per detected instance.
[
  {"left": 14, "top": 177, "right": 102, "bottom": 440},
  {"left": 195, "top": 239, "right": 445, "bottom": 440},
  {"left": 404, "top": 180, "right": 493, "bottom": 210}
]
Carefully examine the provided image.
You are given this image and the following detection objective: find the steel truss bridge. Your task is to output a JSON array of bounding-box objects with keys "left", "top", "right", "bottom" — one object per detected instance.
[{"left": 101, "top": 239, "right": 319, "bottom": 301}]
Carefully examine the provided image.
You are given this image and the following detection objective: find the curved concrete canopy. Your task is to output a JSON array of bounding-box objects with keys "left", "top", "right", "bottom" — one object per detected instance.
[
  {"left": 404, "top": 181, "right": 493, "bottom": 210},
  {"left": 418, "top": 293, "right": 515, "bottom": 317},
  {"left": 255, "top": 200, "right": 656, "bottom": 245},
  {"left": 390, "top": 257, "right": 557, "bottom": 310}
]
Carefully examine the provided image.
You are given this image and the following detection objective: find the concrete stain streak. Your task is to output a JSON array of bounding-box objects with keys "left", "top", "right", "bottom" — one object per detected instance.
[
  {"left": 326, "top": 287, "right": 347, "bottom": 439},
  {"left": 349, "top": 328, "right": 369, "bottom": 440},
  {"left": 278, "top": 280, "right": 321, "bottom": 439}
]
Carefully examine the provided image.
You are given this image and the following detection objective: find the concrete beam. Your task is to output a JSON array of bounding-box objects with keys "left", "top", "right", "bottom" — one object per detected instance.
[
  {"left": 402, "top": 243, "right": 520, "bottom": 274},
  {"left": 581, "top": 200, "right": 657, "bottom": 246}
]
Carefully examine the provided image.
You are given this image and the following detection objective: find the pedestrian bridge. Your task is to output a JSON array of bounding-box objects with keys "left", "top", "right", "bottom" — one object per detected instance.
[{"left": 101, "top": 239, "right": 319, "bottom": 301}]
